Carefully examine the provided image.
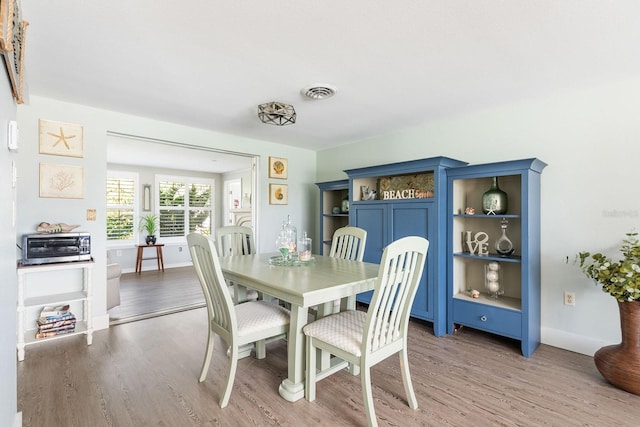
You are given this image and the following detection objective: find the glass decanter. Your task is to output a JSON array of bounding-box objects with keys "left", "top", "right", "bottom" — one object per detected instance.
[
  {"left": 275, "top": 222, "right": 290, "bottom": 262},
  {"left": 283, "top": 215, "right": 297, "bottom": 260},
  {"left": 495, "top": 217, "right": 515, "bottom": 257}
]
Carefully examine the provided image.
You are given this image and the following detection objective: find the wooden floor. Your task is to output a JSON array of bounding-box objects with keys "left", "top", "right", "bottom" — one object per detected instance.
[
  {"left": 108, "top": 266, "right": 205, "bottom": 324},
  {"left": 17, "top": 307, "right": 640, "bottom": 426}
]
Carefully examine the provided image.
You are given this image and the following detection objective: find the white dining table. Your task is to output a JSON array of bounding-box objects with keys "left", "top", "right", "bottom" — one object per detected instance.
[{"left": 218, "top": 253, "right": 379, "bottom": 402}]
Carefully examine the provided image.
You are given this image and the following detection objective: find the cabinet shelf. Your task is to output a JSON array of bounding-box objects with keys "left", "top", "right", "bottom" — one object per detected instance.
[
  {"left": 23, "top": 321, "right": 89, "bottom": 345},
  {"left": 453, "top": 213, "right": 520, "bottom": 219},
  {"left": 453, "top": 292, "right": 521, "bottom": 311},
  {"left": 453, "top": 252, "right": 521, "bottom": 263},
  {"left": 24, "top": 290, "right": 87, "bottom": 308}
]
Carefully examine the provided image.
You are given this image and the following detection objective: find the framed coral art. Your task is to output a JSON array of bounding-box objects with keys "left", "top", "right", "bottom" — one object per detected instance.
[
  {"left": 39, "top": 163, "right": 84, "bottom": 199},
  {"left": 39, "top": 119, "right": 84, "bottom": 158},
  {"left": 269, "top": 183, "right": 288, "bottom": 205},
  {"left": 268, "top": 156, "right": 287, "bottom": 179}
]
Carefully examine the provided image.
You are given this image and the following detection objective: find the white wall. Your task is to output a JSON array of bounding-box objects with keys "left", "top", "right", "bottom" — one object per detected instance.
[
  {"left": 17, "top": 95, "right": 317, "bottom": 330},
  {"left": 317, "top": 76, "right": 640, "bottom": 356},
  {"left": 0, "top": 57, "right": 20, "bottom": 426}
]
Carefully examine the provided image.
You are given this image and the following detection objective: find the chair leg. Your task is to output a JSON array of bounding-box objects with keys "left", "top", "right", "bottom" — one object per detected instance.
[
  {"left": 305, "top": 336, "right": 317, "bottom": 401},
  {"left": 255, "top": 339, "right": 266, "bottom": 359},
  {"left": 220, "top": 344, "right": 239, "bottom": 408},
  {"left": 361, "top": 366, "right": 378, "bottom": 427},
  {"left": 199, "top": 328, "right": 215, "bottom": 382},
  {"left": 399, "top": 348, "right": 418, "bottom": 409}
]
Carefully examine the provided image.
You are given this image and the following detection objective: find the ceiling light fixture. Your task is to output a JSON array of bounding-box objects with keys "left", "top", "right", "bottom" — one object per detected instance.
[
  {"left": 301, "top": 84, "right": 337, "bottom": 100},
  {"left": 258, "top": 101, "right": 296, "bottom": 126}
]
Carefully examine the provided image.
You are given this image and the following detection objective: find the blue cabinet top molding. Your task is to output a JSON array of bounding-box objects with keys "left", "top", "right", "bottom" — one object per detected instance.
[
  {"left": 344, "top": 156, "right": 468, "bottom": 177},
  {"left": 446, "top": 158, "right": 547, "bottom": 178}
]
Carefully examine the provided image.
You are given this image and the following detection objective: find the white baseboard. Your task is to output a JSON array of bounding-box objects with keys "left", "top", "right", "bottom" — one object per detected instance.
[
  {"left": 14, "top": 412, "right": 21, "bottom": 427},
  {"left": 542, "top": 326, "right": 615, "bottom": 356}
]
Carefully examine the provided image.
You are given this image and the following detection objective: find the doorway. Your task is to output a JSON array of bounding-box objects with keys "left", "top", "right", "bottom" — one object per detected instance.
[{"left": 106, "top": 131, "right": 258, "bottom": 323}]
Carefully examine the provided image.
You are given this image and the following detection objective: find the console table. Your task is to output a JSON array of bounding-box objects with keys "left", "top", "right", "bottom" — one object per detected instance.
[{"left": 135, "top": 243, "right": 165, "bottom": 273}]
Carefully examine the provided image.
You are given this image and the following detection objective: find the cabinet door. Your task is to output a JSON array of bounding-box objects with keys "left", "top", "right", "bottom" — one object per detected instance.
[
  {"left": 391, "top": 202, "right": 434, "bottom": 321},
  {"left": 352, "top": 204, "right": 387, "bottom": 304}
]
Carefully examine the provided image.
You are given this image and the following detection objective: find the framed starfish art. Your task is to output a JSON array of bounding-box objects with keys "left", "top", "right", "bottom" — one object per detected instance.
[{"left": 38, "top": 119, "right": 84, "bottom": 158}]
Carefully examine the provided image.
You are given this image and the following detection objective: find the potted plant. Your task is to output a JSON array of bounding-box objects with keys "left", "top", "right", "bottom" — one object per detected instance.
[
  {"left": 139, "top": 214, "right": 158, "bottom": 245},
  {"left": 576, "top": 231, "right": 640, "bottom": 395}
]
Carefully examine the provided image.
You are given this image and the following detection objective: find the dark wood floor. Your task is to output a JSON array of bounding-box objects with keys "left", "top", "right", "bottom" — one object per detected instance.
[
  {"left": 108, "top": 266, "right": 205, "bottom": 324},
  {"left": 17, "top": 307, "right": 640, "bottom": 426}
]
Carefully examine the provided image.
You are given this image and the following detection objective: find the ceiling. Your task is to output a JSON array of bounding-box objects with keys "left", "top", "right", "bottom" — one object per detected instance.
[{"left": 20, "top": 1, "right": 640, "bottom": 168}]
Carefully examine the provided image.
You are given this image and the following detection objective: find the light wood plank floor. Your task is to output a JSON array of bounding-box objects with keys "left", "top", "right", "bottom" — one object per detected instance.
[
  {"left": 17, "top": 307, "right": 640, "bottom": 426},
  {"left": 108, "top": 266, "right": 205, "bottom": 324}
]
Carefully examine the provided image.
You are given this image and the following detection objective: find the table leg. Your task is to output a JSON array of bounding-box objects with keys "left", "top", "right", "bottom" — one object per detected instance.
[
  {"left": 135, "top": 246, "right": 143, "bottom": 274},
  {"left": 278, "top": 304, "right": 308, "bottom": 402}
]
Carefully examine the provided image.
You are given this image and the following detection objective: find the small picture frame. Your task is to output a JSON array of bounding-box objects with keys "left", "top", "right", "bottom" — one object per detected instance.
[
  {"left": 268, "top": 156, "right": 288, "bottom": 179},
  {"left": 142, "top": 184, "right": 151, "bottom": 211},
  {"left": 39, "top": 163, "right": 84, "bottom": 199},
  {"left": 269, "top": 183, "right": 288, "bottom": 205},
  {"left": 39, "top": 119, "right": 84, "bottom": 158}
]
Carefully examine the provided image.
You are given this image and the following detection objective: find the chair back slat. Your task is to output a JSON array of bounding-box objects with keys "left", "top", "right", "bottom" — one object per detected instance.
[
  {"left": 364, "top": 236, "right": 428, "bottom": 353},
  {"left": 188, "top": 233, "right": 237, "bottom": 336},
  {"left": 329, "top": 226, "right": 367, "bottom": 261},
  {"left": 216, "top": 226, "right": 255, "bottom": 256}
]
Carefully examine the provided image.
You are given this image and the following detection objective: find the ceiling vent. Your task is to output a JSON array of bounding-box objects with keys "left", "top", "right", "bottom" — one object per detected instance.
[{"left": 301, "top": 84, "right": 337, "bottom": 100}]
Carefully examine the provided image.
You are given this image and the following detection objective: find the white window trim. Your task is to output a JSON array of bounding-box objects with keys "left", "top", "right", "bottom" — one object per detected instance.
[
  {"left": 155, "top": 174, "right": 215, "bottom": 244},
  {"left": 106, "top": 170, "right": 139, "bottom": 248}
]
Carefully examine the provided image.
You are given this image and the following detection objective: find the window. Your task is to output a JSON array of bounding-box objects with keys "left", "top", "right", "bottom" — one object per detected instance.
[
  {"left": 157, "top": 175, "right": 213, "bottom": 241},
  {"left": 106, "top": 171, "right": 138, "bottom": 243}
]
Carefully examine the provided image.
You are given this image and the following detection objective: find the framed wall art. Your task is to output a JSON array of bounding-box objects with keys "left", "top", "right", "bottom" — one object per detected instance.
[
  {"left": 268, "top": 156, "right": 288, "bottom": 179},
  {"left": 1, "top": 0, "right": 28, "bottom": 103},
  {"left": 39, "top": 119, "right": 84, "bottom": 158},
  {"left": 269, "top": 183, "right": 288, "bottom": 205},
  {"left": 39, "top": 163, "right": 84, "bottom": 199}
]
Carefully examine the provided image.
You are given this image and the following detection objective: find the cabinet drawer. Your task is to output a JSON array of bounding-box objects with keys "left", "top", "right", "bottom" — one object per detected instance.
[{"left": 453, "top": 299, "right": 521, "bottom": 339}]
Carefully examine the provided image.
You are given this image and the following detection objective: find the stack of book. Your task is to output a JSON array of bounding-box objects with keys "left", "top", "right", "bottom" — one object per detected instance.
[{"left": 35, "top": 304, "right": 76, "bottom": 339}]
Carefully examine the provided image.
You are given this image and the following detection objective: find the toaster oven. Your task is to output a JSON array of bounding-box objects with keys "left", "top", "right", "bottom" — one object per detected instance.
[{"left": 21, "top": 232, "right": 91, "bottom": 265}]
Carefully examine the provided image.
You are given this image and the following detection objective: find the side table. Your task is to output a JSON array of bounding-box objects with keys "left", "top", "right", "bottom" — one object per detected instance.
[{"left": 135, "top": 243, "right": 165, "bottom": 273}]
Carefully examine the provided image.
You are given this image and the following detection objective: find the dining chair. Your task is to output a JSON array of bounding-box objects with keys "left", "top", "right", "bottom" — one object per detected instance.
[
  {"left": 329, "top": 226, "right": 367, "bottom": 261},
  {"left": 316, "top": 226, "right": 368, "bottom": 317},
  {"left": 215, "top": 225, "right": 259, "bottom": 302},
  {"left": 303, "top": 235, "right": 429, "bottom": 427},
  {"left": 187, "top": 232, "right": 290, "bottom": 408}
]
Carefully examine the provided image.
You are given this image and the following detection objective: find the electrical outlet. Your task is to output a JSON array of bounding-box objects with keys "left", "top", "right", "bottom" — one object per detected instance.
[
  {"left": 564, "top": 291, "right": 575, "bottom": 306},
  {"left": 178, "top": 246, "right": 183, "bottom": 252}
]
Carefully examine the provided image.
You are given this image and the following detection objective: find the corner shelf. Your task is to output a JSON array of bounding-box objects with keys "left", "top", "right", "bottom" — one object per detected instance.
[
  {"left": 316, "top": 180, "right": 350, "bottom": 255},
  {"left": 446, "top": 158, "right": 546, "bottom": 357}
]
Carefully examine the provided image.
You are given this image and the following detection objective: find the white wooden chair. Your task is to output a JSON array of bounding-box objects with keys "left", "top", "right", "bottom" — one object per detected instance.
[
  {"left": 316, "top": 226, "right": 368, "bottom": 316},
  {"left": 187, "top": 233, "right": 290, "bottom": 408},
  {"left": 329, "top": 226, "right": 367, "bottom": 262},
  {"left": 215, "top": 226, "right": 259, "bottom": 302},
  {"left": 303, "top": 236, "right": 429, "bottom": 427}
]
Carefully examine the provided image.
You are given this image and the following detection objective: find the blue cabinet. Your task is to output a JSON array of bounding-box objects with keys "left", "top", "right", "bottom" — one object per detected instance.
[
  {"left": 446, "top": 158, "right": 547, "bottom": 357},
  {"left": 345, "top": 156, "right": 467, "bottom": 336}
]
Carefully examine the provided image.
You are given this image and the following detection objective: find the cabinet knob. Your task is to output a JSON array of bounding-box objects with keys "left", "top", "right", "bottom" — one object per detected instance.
[{"left": 480, "top": 315, "right": 487, "bottom": 322}]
